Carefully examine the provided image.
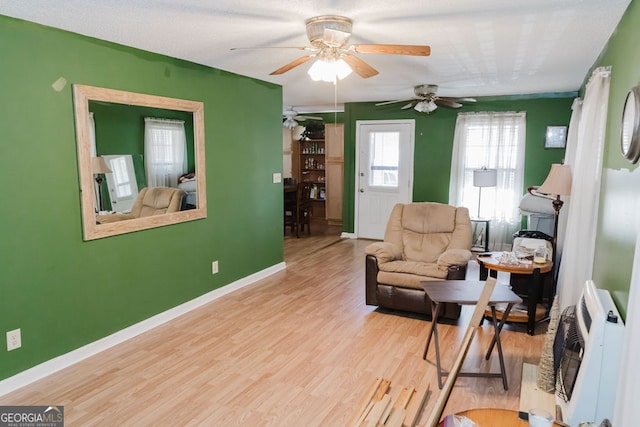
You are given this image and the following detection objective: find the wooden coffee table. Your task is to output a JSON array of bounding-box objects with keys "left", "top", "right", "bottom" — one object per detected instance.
[
  {"left": 422, "top": 280, "right": 522, "bottom": 390},
  {"left": 476, "top": 253, "right": 552, "bottom": 335}
]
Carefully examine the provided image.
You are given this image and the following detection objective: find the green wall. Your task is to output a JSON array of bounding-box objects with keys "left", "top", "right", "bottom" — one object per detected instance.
[
  {"left": 0, "top": 16, "right": 283, "bottom": 380},
  {"left": 341, "top": 96, "right": 574, "bottom": 232},
  {"left": 588, "top": 0, "right": 640, "bottom": 316}
]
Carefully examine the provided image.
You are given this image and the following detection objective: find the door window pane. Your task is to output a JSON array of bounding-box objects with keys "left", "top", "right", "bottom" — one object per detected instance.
[{"left": 369, "top": 131, "right": 399, "bottom": 187}]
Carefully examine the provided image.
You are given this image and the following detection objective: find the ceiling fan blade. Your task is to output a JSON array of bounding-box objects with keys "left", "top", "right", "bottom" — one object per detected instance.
[
  {"left": 341, "top": 55, "right": 379, "bottom": 78},
  {"left": 455, "top": 97, "right": 477, "bottom": 103},
  {"left": 375, "top": 98, "right": 415, "bottom": 106},
  {"left": 230, "top": 46, "right": 310, "bottom": 51},
  {"left": 296, "top": 115, "right": 323, "bottom": 121},
  {"left": 401, "top": 100, "right": 419, "bottom": 110},
  {"left": 435, "top": 98, "right": 463, "bottom": 109},
  {"left": 352, "top": 44, "right": 431, "bottom": 56},
  {"left": 270, "top": 55, "right": 315, "bottom": 75}
]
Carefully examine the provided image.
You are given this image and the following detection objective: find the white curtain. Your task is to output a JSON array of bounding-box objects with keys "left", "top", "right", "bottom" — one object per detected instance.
[
  {"left": 144, "top": 118, "right": 187, "bottom": 188},
  {"left": 614, "top": 214, "right": 640, "bottom": 426},
  {"left": 89, "top": 112, "right": 101, "bottom": 210},
  {"left": 557, "top": 66, "right": 611, "bottom": 309},
  {"left": 556, "top": 98, "right": 582, "bottom": 260},
  {"left": 449, "top": 111, "right": 527, "bottom": 250}
]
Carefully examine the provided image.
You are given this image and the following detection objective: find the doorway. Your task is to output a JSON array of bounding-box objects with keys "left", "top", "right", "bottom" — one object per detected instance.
[
  {"left": 103, "top": 154, "right": 139, "bottom": 213},
  {"left": 355, "top": 120, "right": 415, "bottom": 239}
]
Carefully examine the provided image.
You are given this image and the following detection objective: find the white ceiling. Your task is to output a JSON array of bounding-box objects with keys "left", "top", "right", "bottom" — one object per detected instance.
[{"left": 1, "top": 0, "right": 631, "bottom": 112}]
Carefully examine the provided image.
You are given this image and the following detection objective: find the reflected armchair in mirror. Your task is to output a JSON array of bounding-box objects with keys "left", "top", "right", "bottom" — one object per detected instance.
[{"left": 96, "top": 187, "right": 186, "bottom": 224}]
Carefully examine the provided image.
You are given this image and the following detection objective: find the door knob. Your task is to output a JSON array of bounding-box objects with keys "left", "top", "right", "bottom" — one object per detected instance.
[{"left": 359, "top": 188, "right": 364, "bottom": 193}]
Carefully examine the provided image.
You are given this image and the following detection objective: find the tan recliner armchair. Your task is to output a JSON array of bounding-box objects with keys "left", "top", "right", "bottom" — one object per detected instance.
[
  {"left": 365, "top": 202, "right": 473, "bottom": 319},
  {"left": 97, "top": 187, "right": 185, "bottom": 223}
]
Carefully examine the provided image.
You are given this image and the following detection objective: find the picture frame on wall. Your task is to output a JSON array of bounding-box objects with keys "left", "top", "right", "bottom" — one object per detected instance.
[{"left": 545, "top": 125, "right": 568, "bottom": 148}]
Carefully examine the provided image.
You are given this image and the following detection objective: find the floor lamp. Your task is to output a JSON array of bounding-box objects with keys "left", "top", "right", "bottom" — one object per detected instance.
[
  {"left": 92, "top": 156, "right": 112, "bottom": 212},
  {"left": 472, "top": 167, "right": 497, "bottom": 219},
  {"left": 537, "top": 164, "right": 572, "bottom": 288}
]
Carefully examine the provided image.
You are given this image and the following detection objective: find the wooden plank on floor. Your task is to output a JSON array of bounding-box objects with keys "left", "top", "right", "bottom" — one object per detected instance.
[
  {"left": 363, "top": 393, "right": 392, "bottom": 427},
  {"left": 518, "top": 362, "right": 557, "bottom": 421},
  {"left": 350, "top": 377, "right": 391, "bottom": 427},
  {"left": 402, "top": 379, "right": 430, "bottom": 427},
  {"left": 385, "top": 387, "right": 415, "bottom": 427}
]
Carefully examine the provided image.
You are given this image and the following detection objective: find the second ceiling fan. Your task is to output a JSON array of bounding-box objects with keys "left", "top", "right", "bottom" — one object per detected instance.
[
  {"left": 376, "top": 84, "right": 476, "bottom": 113},
  {"left": 243, "top": 15, "right": 431, "bottom": 79}
]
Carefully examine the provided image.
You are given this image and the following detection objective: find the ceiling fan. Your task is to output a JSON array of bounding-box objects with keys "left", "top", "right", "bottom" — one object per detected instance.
[
  {"left": 376, "top": 84, "right": 476, "bottom": 113},
  {"left": 282, "top": 107, "right": 322, "bottom": 128},
  {"left": 233, "top": 15, "right": 430, "bottom": 80}
]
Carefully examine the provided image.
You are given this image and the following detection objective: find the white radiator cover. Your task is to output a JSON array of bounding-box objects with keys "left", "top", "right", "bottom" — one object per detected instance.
[{"left": 556, "top": 280, "right": 624, "bottom": 426}]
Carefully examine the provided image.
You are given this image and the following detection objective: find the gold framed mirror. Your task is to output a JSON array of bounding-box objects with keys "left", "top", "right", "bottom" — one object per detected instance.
[{"left": 73, "top": 84, "right": 207, "bottom": 240}]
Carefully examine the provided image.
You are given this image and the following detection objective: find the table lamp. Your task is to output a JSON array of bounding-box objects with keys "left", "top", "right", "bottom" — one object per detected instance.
[
  {"left": 537, "top": 164, "right": 572, "bottom": 251},
  {"left": 473, "top": 167, "right": 497, "bottom": 219},
  {"left": 92, "top": 156, "right": 112, "bottom": 212}
]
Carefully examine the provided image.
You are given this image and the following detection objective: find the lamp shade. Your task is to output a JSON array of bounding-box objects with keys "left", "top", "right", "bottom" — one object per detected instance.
[
  {"left": 473, "top": 168, "right": 497, "bottom": 187},
  {"left": 538, "top": 164, "right": 572, "bottom": 196},
  {"left": 91, "top": 156, "right": 112, "bottom": 174}
]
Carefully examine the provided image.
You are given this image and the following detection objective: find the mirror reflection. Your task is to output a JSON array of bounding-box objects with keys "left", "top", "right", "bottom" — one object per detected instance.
[{"left": 73, "top": 84, "right": 207, "bottom": 240}]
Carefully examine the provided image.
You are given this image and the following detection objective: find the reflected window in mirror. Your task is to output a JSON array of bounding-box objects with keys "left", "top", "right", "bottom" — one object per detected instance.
[{"left": 73, "top": 85, "right": 206, "bottom": 240}]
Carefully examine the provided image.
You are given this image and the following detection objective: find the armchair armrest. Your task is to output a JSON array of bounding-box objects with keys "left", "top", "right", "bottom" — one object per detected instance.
[
  {"left": 437, "top": 248, "right": 472, "bottom": 268},
  {"left": 365, "top": 255, "right": 380, "bottom": 306},
  {"left": 438, "top": 249, "right": 471, "bottom": 280},
  {"left": 365, "top": 242, "right": 403, "bottom": 264}
]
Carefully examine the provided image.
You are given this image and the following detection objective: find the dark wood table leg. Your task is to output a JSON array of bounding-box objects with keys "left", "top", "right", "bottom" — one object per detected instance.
[
  {"left": 527, "top": 268, "right": 542, "bottom": 335},
  {"left": 478, "top": 260, "right": 488, "bottom": 280},
  {"left": 423, "top": 301, "right": 442, "bottom": 359},
  {"left": 485, "top": 303, "right": 514, "bottom": 360},
  {"left": 423, "top": 301, "right": 445, "bottom": 389},
  {"left": 485, "top": 304, "right": 513, "bottom": 390}
]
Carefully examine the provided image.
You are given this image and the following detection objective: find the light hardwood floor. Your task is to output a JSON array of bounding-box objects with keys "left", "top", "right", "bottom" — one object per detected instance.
[{"left": 0, "top": 234, "right": 547, "bottom": 426}]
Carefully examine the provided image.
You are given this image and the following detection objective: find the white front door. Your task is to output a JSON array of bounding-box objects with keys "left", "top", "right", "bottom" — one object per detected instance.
[
  {"left": 103, "top": 154, "right": 139, "bottom": 213},
  {"left": 356, "top": 120, "right": 415, "bottom": 239}
]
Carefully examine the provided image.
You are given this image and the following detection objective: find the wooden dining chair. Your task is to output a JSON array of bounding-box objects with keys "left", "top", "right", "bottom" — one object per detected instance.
[
  {"left": 284, "top": 182, "right": 299, "bottom": 237},
  {"left": 296, "top": 183, "right": 312, "bottom": 236}
]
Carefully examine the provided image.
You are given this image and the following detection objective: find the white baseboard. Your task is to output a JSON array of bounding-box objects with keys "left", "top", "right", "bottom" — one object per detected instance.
[
  {"left": 341, "top": 232, "right": 357, "bottom": 239},
  {"left": 0, "top": 262, "right": 287, "bottom": 396}
]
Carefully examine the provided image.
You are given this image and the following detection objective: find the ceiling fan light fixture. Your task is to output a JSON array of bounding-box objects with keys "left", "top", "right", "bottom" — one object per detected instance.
[
  {"left": 414, "top": 100, "right": 437, "bottom": 113},
  {"left": 283, "top": 117, "right": 298, "bottom": 128},
  {"left": 307, "top": 58, "right": 352, "bottom": 83}
]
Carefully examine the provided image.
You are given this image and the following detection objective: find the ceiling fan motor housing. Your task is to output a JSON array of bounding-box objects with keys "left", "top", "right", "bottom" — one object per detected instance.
[
  {"left": 414, "top": 84, "right": 438, "bottom": 97},
  {"left": 306, "top": 15, "right": 353, "bottom": 48}
]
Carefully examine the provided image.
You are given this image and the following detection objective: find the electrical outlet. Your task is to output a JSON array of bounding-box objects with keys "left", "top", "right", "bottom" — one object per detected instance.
[
  {"left": 212, "top": 260, "right": 219, "bottom": 274},
  {"left": 7, "top": 329, "right": 21, "bottom": 351}
]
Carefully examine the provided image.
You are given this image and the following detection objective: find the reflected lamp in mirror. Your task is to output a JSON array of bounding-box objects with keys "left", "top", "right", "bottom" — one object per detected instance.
[
  {"left": 91, "top": 156, "right": 112, "bottom": 212},
  {"left": 472, "top": 167, "right": 496, "bottom": 219},
  {"left": 73, "top": 84, "right": 207, "bottom": 240}
]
